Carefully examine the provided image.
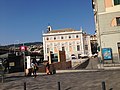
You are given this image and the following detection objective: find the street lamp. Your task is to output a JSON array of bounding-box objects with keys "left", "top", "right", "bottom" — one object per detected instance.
[{"left": 20, "top": 44, "right": 26, "bottom": 76}]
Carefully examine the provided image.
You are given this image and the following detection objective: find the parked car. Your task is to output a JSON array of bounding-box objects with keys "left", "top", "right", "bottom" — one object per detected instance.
[
  {"left": 89, "top": 53, "right": 98, "bottom": 58},
  {"left": 71, "top": 54, "right": 77, "bottom": 59},
  {"left": 93, "top": 53, "right": 98, "bottom": 58},
  {"left": 80, "top": 54, "right": 88, "bottom": 59}
]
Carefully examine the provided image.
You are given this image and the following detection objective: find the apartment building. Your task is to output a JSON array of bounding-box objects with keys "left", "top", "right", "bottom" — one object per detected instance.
[
  {"left": 92, "top": 0, "right": 120, "bottom": 63},
  {"left": 43, "top": 26, "right": 92, "bottom": 61}
]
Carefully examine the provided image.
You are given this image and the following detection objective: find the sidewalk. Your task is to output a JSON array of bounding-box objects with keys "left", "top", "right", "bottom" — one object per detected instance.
[
  {"left": 37, "top": 69, "right": 99, "bottom": 75},
  {"left": 97, "top": 63, "right": 120, "bottom": 70},
  {"left": 4, "top": 64, "right": 120, "bottom": 77},
  {"left": 4, "top": 69, "right": 100, "bottom": 77}
]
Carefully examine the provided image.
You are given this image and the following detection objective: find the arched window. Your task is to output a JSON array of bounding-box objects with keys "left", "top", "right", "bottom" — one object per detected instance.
[
  {"left": 46, "top": 37, "right": 49, "bottom": 40},
  {"left": 69, "top": 36, "right": 71, "bottom": 39},
  {"left": 61, "top": 36, "right": 64, "bottom": 39},
  {"left": 54, "top": 37, "right": 56, "bottom": 40},
  {"left": 76, "top": 35, "right": 79, "bottom": 38}
]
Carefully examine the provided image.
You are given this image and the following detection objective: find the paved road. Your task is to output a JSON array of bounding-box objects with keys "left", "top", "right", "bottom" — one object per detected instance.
[
  {"left": 1, "top": 70, "right": 120, "bottom": 90},
  {"left": 86, "top": 57, "right": 98, "bottom": 69},
  {"left": 74, "top": 57, "right": 98, "bottom": 69}
]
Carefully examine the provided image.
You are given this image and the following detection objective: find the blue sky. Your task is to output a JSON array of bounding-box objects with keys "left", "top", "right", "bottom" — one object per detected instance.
[{"left": 0, "top": 0, "right": 95, "bottom": 45}]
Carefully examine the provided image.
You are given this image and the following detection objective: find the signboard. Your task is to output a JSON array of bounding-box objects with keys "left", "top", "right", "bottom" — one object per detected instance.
[
  {"left": 26, "top": 56, "right": 31, "bottom": 69},
  {"left": 20, "top": 46, "right": 27, "bottom": 51},
  {"left": 102, "top": 48, "right": 112, "bottom": 60},
  {"left": 9, "top": 62, "right": 15, "bottom": 66}
]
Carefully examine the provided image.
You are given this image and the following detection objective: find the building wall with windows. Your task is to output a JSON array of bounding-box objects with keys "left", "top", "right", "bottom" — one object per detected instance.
[
  {"left": 92, "top": 0, "right": 120, "bottom": 62},
  {"left": 43, "top": 26, "right": 92, "bottom": 61}
]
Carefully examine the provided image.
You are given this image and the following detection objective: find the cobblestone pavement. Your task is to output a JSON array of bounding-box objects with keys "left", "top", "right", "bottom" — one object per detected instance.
[{"left": 1, "top": 70, "right": 120, "bottom": 90}]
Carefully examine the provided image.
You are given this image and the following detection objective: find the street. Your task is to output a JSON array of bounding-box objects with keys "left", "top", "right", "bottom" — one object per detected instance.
[{"left": 1, "top": 69, "right": 120, "bottom": 90}]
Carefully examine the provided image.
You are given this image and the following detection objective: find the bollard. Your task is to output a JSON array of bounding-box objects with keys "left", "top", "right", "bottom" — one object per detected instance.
[
  {"left": 24, "top": 82, "right": 26, "bottom": 90},
  {"left": 1, "top": 71, "right": 4, "bottom": 83},
  {"left": 102, "top": 81, "right": 106, "bottom": 90},
  {"left": 2, "top": 75, "right": 4, "bottom": 83},
  {"left": 109, "top": 88, "right": 113, "bottom": 90},
  {"left": 58, "top": 82, "right": 61, "bottom": 90}
]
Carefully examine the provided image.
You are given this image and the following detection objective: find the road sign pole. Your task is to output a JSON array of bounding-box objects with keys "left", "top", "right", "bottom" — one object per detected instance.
[
  {"left": 23, "top": 51, "right": 26, "bottom": 76},
  {"left": 20, "top": 44, "right": 26, "bottom": 76}
]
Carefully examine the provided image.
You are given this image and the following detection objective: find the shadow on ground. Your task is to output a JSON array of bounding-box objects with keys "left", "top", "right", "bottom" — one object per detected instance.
[{"left": 74, "top": 59, "right": 90, "bottom": 69}]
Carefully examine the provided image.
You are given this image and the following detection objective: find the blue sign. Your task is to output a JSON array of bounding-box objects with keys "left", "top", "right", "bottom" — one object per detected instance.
[{"left": 102, "top": 48, "right": 112, "bottom": 60}]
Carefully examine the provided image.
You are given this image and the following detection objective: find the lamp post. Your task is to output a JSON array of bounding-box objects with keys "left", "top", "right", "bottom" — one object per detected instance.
[{"left": 20, "top": 44, "right": 26, "bottom": 76}]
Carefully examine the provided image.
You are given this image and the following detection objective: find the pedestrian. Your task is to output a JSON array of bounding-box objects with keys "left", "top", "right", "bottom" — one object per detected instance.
[
  {"left": 45, "top": 61, "right": 51, "bottom": 75},
  {"left": 31, "top": 59, "right": 38, "bottom": 78},
  {"left": 32, "top": 63, "right": 38, "bottom": 78}
]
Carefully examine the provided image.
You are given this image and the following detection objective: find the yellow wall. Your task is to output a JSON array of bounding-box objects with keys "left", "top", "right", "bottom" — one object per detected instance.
[{"left": 105, "top": 0, "right": 113, "bottom": 8}]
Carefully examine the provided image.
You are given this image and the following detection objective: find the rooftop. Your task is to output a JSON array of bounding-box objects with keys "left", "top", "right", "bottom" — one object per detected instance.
[{"left": 47, "top": 28, "right": 76, "bottom": 33}]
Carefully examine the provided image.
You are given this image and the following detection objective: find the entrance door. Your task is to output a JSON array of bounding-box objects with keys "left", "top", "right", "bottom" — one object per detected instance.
[
  {"left": 118, "top": 47, "right": 120, "bottom": 58},
  {"left": 118, "top": 43, "right": 120, "bottom": 60}
]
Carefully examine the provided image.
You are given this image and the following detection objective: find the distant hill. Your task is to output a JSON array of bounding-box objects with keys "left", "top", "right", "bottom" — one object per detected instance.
[
  {"left": 0, "top": 42, "right": 43, "bottom": 54},
  {"left": 1, "top": 42, "right": 43, "bottom": 48},
  {"left": 7, "top": 42, "right": 43, "bottom": 47}
]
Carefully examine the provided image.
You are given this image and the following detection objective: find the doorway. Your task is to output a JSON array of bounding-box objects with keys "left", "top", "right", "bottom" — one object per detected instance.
[{"left": 118, "top": 43, "right": 120, "bottom": 61}]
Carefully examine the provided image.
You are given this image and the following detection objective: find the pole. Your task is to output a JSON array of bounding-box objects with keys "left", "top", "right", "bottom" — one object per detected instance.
[
  {"left": 24, "top": 82, "right": 26, "bottom": 90},
  {"left": 22, "top": 43, "right": 26, "bottom": 76},
  {"left": 58, "top": 82, "right": 61, "bottom": 90},
  {"left": 102, "top": 81, "right": 106, "bottom": 90},
  {"left": 23, "top": 51, "right": 26, "bottom": 76},
  {"left": 1, "top": 72, "right": 4, "bottom": 83},
  {"left": 1, "top": 59, "right": 4, "bottom": 83},
  {"left": 14, "top": 43, "right": 15, "bottom": 54}
]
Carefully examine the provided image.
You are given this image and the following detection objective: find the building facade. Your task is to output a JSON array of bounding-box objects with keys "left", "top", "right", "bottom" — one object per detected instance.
[
  {"left": 43, "top": 26, "right": 92, "bottom": 61},
  {"left": 92, "top": 0, "right": 120, "bottom": 62}
]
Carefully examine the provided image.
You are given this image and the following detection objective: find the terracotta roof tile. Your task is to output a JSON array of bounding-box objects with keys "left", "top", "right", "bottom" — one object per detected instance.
[{"left": 48, "top": 28, "right": 76, "bottom": 33}]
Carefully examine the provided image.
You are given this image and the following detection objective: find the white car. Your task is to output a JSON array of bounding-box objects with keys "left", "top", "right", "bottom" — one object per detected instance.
[
  {"left": 80, "top": 54, "right": 88, "bottom": 59},
  {"left": 89, "top": 53, "right": 98, "bottom": 58},
  {"left": 93, "top": 53, "right": 98, "bottom": 57},
  {"left": 71, "top": 54, "right": 76, "bottom": 59}
]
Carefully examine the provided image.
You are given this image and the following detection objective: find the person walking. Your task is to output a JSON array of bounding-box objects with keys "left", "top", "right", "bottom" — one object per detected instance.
[
  {"left": 45, "top": 62, "right": 51, "bottom": 75},
  {"left": 33, "top": 63, "right": 38, "bottom": 78},
  {"left": 31, "top": 59, "right": 38, "bottom": 78}
]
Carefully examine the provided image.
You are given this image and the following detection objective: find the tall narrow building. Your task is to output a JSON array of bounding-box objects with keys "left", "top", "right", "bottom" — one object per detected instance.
[{"left": 92, "top": 0, "right": 120, "bottom": 63}]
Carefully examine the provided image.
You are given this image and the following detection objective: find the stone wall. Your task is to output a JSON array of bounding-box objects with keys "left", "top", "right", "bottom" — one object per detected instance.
[{"left": 37, "top": 61, "right": 71, "bottom": 73}]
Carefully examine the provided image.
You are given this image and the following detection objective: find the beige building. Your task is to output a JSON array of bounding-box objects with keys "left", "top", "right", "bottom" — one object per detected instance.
[
  {"left": 43, "top": 26, "right": 92, "bottom": 61},
  {"left": 92, "top": 0, "right": 120, "bottom": 63}
]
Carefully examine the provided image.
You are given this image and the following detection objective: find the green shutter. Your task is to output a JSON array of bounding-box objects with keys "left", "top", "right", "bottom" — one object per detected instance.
[{"left": 114, "top": 0, "right": 120, "bottom": 5}]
